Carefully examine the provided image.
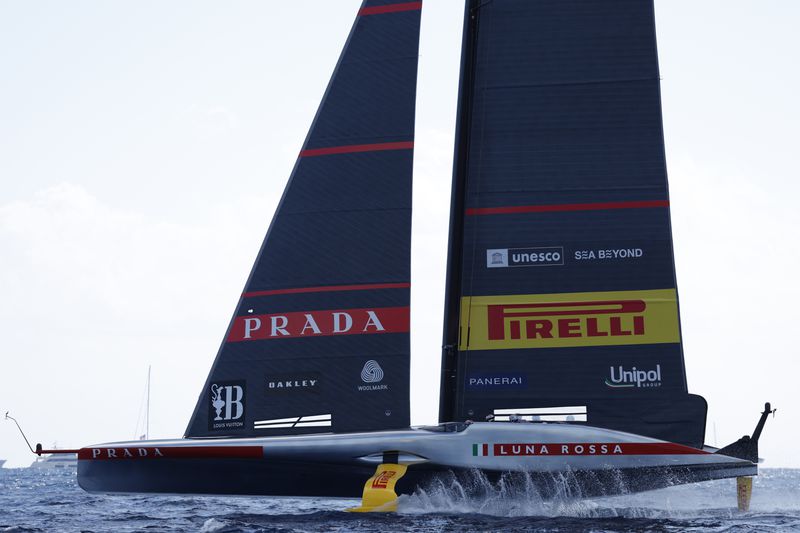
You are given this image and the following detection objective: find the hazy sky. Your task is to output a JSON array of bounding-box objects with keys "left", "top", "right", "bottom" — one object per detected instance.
[{"left": 1, "top": 1, "right": 798, "bottom": 469}]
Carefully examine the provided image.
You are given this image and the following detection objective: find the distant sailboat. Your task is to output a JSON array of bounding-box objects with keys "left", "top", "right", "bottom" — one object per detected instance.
[
  {"left": 134, "top": 366, "right": 151, "bottom": 441},
  {"left": 73, "top": 0, "right": 771, "bottom": 511},
  {"left": 28, "top": 369, "right": 152, "bottom": 471}
]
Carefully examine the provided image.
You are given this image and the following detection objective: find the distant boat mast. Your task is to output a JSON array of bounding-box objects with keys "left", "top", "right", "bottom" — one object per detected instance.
[
  {"left": 135, "top": 365, "right": 151, "bottom": 441},
  {"left": 145, "top": 365, "right": 151, "bottom": 441}
]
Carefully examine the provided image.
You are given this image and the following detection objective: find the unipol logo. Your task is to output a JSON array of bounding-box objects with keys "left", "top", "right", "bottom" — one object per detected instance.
[
  {"left": 487, "top": 300, "right": 645, "bottom": 342},
  {"left": 209, "top": 381, "right": 246, "bottom": 431},
  {"left": 358, "top": 360, "right": 388, "bottom": 391},
  {"left": 606, "top": 364, "right": 662, "bottom": 388},
  {"left": 227, "top": 307, "right": 409, "bottom": 343}
]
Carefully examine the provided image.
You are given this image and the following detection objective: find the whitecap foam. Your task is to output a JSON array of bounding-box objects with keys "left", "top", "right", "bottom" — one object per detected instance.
[{"left": 199, "top": 517, "right": 228, "bottom": 533}]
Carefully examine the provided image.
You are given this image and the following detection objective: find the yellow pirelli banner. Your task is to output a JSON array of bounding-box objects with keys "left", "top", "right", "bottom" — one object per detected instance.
[{"left": 459, "top": 289, "right": 680, "bottom": 351}]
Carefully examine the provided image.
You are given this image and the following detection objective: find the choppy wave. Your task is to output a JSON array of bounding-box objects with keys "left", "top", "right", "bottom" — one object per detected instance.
[{"left": 1, "top": 467, "right": 799, "bottom": 532}]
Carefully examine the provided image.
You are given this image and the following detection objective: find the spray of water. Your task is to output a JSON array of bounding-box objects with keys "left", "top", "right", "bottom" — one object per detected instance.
[
  {"left": 400, "top": 468, "right": 637, "bottom": 517},
  {"left": 396, "top": 468, "right": 797, "bottom": 519}
]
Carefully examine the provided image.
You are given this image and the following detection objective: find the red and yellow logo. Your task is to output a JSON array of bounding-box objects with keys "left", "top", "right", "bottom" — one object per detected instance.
[
  {"left": 459, "top": 289, "right": 680, "bottom": 350},
  {"left": 371, "top": 470, "right": 397, "bottom": 489}
]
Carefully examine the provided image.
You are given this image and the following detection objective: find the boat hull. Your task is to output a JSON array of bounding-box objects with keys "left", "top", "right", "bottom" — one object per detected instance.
[{"left": 77, "top": 422, "right": 755, "bottom": 499}]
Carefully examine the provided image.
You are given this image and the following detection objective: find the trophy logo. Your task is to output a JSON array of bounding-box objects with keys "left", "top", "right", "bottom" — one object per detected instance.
[{"left": 208, "top": 380, "right": 246, "bottom": 430}]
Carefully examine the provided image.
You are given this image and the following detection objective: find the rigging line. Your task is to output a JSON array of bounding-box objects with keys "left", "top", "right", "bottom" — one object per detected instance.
[
  {"left": 470, "top": 0, "right": 494, "bottom": 13},
  {"left": 4, "top": 412, "right": 36, "bottom": 454}
]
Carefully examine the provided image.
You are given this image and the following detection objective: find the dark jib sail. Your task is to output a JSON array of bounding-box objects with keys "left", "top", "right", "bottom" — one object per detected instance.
[
  {"left": 440, "top": 0, "right": 707, "bottom": 447},
  {"left": 185, "top": 1, "right": 422, "bottom": 438}
]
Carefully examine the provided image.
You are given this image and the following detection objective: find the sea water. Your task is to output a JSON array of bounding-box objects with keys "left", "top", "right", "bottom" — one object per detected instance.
[{"left": 1, "top": 467, "right": 799, "bottom": 532}]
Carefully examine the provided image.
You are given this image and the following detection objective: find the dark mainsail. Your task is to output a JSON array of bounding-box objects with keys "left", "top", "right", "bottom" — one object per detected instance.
[
  {"left": 186, "top": 0, "right": 422, "bottom": 438},
  {"left": 440, "top": 0, "right": 707, "bottom": 447}
]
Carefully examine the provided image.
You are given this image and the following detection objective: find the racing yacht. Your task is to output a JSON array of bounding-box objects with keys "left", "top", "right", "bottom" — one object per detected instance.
[{"left": 70, "top": 0, "right": 771, "bottom": 511}]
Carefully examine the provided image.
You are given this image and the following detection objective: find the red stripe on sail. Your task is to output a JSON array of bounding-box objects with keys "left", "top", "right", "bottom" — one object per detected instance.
[
  {"left": 243, "top": 283, "right": 409, "bottom": 299},
  {"left": 359, "top": 2, "right": 422, "bottom": 16},
  {"left": 299, "top": 141, "right": 413, "bottom": 157},
  {"left": 466, "top": 200, "right": 670, "bottom": 216},
  {"left": 79, "top": 445, "right": 263, "bottom": 461}
]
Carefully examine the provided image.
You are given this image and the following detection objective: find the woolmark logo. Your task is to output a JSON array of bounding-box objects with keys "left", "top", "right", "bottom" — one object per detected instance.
[
  {"left": 358, "top": 360, "right": 388, "bottom": 391},
  {"left": 361, "top": 360, "right": 384, "bottom": 383},
  {"left": 209, "top": 381, "right": 246, "bottom": 431},
  {"left": 606, "top": 364, "right": 662, "bottom": 388},
  {"left": 487, "top": 247, "right": 563, "bottom": 268}
]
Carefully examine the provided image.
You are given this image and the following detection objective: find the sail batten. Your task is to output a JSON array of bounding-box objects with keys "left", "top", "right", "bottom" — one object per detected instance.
[
  {"left": 242, "top": 283, "right": 411, "bottom": 299},
  {"left": 466, "top": 200, "right": 670, "bottom": 216}
]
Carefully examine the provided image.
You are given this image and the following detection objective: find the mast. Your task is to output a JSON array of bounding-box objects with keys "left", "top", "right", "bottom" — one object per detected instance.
[{"left": 439, "top": 0, "right": 480, "bottom": 424}]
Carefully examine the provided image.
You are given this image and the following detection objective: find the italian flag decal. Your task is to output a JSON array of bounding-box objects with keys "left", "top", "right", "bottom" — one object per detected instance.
[{"left": 472, "top": 443, "right": 490, "bottom": 456}]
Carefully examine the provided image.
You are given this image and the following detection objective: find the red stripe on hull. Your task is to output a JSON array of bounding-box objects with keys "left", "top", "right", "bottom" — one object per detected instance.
[
  {"left": 359, "top": 2, "right": 422, "bottom": 16},
  {"left": 39, "top": 449, "right": 80, "bottom": 454},
  {"left": 242, "top": 282, "right": 409, "bottom": 299},
  {"left": 299, "top": 141, "right": 413, "bottom": 158},
  {"left": 79, "top": 446, "right": 263, "bottom": 461},
  {"left": 466, "top": 200, "right": 670, "bottom": 216}
]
